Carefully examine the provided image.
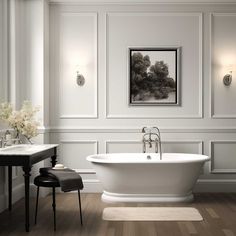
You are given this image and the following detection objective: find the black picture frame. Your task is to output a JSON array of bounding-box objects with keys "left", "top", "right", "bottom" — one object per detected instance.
[{"left": 129, "top": 47, "right": 180, "bottom": 106}]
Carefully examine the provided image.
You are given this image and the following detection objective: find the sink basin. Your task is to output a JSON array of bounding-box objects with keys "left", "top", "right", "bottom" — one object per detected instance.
[{"left": 0, "top": 144, "right": 57, "bottom": 155}]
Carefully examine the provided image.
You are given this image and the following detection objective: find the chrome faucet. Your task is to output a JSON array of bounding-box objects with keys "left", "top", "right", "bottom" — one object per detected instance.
[
  {"left": 142, "top": 127, "right": 162, "bottom": 160},
  {"left": 0, "top": 136, "right": 7, "bottom": 148}
]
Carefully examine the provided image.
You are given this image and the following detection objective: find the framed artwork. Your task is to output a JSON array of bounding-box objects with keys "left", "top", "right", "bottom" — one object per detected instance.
[{"left": 128, "top": 47, "right": 180, "bottom": 106}]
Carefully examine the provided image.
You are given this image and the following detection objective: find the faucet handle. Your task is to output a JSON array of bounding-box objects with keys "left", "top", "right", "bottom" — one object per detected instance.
[
  {"left": 142, "top": 127, "right": 147, "bottom": 133},
  {"left": 142, "top": 127, "right": 153, "bottom": 134}
]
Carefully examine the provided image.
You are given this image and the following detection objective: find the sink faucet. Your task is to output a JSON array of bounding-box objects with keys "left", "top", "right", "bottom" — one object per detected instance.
[
  {"left": 0, "top": 136, "right": 7, "bottom": 148},
  {"left": 142, "top": 127, "right": 162, "bottom": 160}
]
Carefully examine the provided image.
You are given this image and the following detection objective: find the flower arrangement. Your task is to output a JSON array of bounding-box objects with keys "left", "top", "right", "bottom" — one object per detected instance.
[{"left": 0, "top": 101, "right": 40, "bottom": 143}]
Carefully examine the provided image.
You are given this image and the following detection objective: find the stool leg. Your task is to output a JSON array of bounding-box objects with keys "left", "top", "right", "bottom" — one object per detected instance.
[
  {"left": 52, "top": 187, "right": 56, "bottom": 231},
  {"left": 35, "top": 186, "right": 39, "bottom": 225},
  {"left": 78, "top": 190, "right": 83, "bottom": 225}
]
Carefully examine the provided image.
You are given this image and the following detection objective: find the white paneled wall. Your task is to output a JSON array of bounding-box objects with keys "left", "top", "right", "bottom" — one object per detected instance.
[
  {"left": 48, "top": 3, "right": 236, "bottom": 193},
  {"left": 106, "top": 12, "right": 202, "bottom": 118},
  {"left": 0, "top": 0, "right": 50, "bottom": 213},
  {"left": 211, "top": 13, "right": 236, "bottom": 118},
  {"left": 59, "top": 12, "right": 97, "bottom": 118},
  {"left": 1, "top": 2, "right": 236, "bottom": 212}
]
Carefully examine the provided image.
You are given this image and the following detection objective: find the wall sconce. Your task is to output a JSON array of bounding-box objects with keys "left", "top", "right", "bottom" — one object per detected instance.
[
  {"left": 223, "top": 71, "right": 232, "bottom": 86},
  {"left": 76, "top": 71, "right": 85, "bottom": 86}
]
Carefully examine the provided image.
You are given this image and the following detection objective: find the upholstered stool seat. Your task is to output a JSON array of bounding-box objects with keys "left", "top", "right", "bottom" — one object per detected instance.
[
  {"left": 34, "top": 175, "right": 60, "bottom": 188},
  {"left": 34, "top": 173, "right": 83, "bottom": 231}
]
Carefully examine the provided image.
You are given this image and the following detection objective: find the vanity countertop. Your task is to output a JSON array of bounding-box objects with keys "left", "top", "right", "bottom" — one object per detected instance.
[{"left": 0, "top": 144, "right": 58, "bottom": 156}]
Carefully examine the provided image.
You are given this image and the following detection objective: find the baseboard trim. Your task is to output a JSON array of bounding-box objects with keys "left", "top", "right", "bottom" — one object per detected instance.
[
  {"left": 1, "top": 179, "right": 235, "bottom": 213},
  {"left": 82, "top": 180, "right": 103, "bottom": 193},
  {"left": 0, "top": 183, "right": 24, "bottom": 213},
  {"left": 194, "top": 179, "right": 236, "bottom": 192},
  {"left": 81, "top": 179, "right": 236, "bottom": 193}
]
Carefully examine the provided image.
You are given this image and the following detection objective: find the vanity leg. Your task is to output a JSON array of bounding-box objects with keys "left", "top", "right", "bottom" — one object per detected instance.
[
  {"left": 8, "top": 166, "right": 12, "bottom": 211},
  {"left": 23, "top": 166, "right": 31, "bottom": 232},
  {"left": 51, "top": 147, "right": 57, "bottom": 167}
]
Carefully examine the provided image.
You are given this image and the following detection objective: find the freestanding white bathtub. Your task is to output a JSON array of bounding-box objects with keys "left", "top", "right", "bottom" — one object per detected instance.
[{"left": 87, "top": 153, "right": 210, "bottom": 203}]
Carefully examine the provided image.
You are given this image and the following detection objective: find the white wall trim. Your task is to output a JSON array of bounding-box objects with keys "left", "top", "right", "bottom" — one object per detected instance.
[
  {"left": 58, "top": 12, "right": 98, "bottom": 119},
  {"left": 0, "top": 183, "right": 24, "bottom": 213},
  {"left": 210, "top": 12, "right": 236, "bottom": 118},
  {"left": 105, "top": 12, "right": 203, "bottom": 119},
  {"left": 48, "top": 127, "right": 236, "bottom": 133},
  {"left": 0, "top": 0, "right": 8, "bottom": 102},
  {"left": 195, "top": 179, "right": 236, "bottom": 192},
  {"left": 60, "top": 139, "right": 98, "bottom": 153},
  {"left": 49, "top": 1, "right": 236, "bottom": 5},
  {"left": 59, "top": 139, "right": 98, "bottom": 173},
  {"left": 74, "top": 169, "right": 96, "bottom": 174},
  {"left": 81, "top": 179, "right": 102, "bottom": 193},
  {"left": 210, "top": 140, "right": 236, "bottom": 173},
  {"left": 105, "top": 140, "right": 140, "bottom": 153},
  {"left": 105, "top": 139, "right": 203, "bottom": 153},
  {"left": 63, "top": 179, "right": 236, "bottom": 194}
]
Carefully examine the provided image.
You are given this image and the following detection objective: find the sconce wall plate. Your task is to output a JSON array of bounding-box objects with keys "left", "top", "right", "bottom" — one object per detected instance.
[
  {"left": 223, "top": 73, "right": 232, "bottom": 86},
  {"left": 76, "top": 73, "right": 85, "bottom": 86}
]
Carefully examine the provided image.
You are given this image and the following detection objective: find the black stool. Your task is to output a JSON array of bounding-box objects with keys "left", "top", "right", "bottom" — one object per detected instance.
[{"left": 34, "top": 175, "right": 83, "bottom": 231}]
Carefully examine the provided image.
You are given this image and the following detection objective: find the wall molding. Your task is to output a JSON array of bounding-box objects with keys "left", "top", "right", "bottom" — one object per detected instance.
[
  {"left": 210, "top": 140, "right": 236, "bottom": 173},
  {"left": 75, "top": 169, "right": 96, "bottom": 174},
  {"left": 105, "top": 139, "right": 203, "bottom": 153},
  {"left": 59, "top": 179, "right": 236, "bottom": 194},
  {"left": 105, "top": 12, "right": 203, "bottom": 119},
  {"left": 47, "top": 127, "right": 236, "bottom": 133},
  {"left": 105, "top": 140, "right": 140, "bottom": 153},
  {"left": 209, "top": 13, "right": 236, "bottom": 119},
  {"left": 49, "top": 1, "right": 236, "bottom": 5},
  {"left": 0, "top": 183, "right": 24, "bottom": 214},
  {"left": 0, "top": 0, "right": 8, "bottom": 102},
  {"left": 195, "top": 179, "right": 236, "bottom": 192},
  {"left": 59, "top": 139, "right": 98, "bottom": 172},
  {"left": 58, "top": 11, "right": 98, "bottom": 119},
  {"left": 60, "top": 139, "right": 99, "bottom": 153}
]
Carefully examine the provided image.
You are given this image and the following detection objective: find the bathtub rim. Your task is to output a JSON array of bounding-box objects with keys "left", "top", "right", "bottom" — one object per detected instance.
[{"left": 87, "top": 153, "right": 210, "bottom": 164}]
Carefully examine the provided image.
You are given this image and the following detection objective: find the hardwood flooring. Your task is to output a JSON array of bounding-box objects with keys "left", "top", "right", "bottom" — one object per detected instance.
[{"left": 1, "top": 193, "right": 236, "bottom": 236}]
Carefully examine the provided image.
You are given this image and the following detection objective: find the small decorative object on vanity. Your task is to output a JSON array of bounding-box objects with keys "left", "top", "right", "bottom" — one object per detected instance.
[{"left": 0, "top": 101, "right": 40, "bottom": 144}]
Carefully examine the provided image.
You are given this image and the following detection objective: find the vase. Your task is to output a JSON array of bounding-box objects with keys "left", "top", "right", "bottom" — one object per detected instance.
[{"left": 24, "top": 136, "right": 34, "bottom": 145}]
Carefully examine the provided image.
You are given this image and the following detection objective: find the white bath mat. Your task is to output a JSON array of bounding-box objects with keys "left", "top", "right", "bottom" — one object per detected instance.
[{"left": 102, "top": 207, "right": 203, "bottom": 221}]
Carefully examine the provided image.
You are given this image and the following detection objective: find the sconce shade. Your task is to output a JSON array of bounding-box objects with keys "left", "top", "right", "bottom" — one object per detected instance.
[
  {"left": 223, "top": 73, "right": 232, "bottom": 86},
  {"left": 76, "top": 73, "right": 85, "bottom": 86}
]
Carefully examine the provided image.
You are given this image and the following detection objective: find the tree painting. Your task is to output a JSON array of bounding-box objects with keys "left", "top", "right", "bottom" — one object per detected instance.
[{"left": 129, "top": 48, "right": 178, "bottom": 105}]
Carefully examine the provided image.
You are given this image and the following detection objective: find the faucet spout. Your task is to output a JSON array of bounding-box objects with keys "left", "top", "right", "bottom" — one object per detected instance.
[{"left": 141, "top": 127, "right": 162, "bottom": 160}]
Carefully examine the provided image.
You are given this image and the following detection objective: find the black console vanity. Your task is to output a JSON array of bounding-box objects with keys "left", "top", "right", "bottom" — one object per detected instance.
[{"left": 0, "top": 144, "right": 58, "bottom": 232}]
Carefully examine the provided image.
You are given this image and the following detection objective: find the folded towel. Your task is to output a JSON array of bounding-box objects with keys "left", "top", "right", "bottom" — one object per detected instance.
[{"left": 40, "top": 167, "right": 83, "bottom": 192}]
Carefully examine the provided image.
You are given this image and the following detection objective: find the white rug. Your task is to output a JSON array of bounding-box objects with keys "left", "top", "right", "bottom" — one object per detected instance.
[{"left": 102, "top": 207, "right": 203, "bottom": 221}]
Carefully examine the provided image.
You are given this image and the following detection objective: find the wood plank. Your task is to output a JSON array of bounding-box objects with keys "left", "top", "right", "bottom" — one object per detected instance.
[{"left": 0, "top": 193, "right": 236, "bottom": 236}]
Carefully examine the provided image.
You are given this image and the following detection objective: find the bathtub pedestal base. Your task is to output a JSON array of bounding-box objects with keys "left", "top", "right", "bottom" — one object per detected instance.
[{"left": 102, "top": 191, "right": 194, "bottom": 203}]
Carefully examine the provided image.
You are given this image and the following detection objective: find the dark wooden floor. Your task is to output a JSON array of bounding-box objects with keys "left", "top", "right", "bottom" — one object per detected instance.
[{"left": 1, "top": 193, "right": 236, "bottom": 236}]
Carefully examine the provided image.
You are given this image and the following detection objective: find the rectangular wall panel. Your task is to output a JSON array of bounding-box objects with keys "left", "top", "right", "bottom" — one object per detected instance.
[
  {"left": 210, "top": 141, "right": 236, "bottom": 173},
  {"left": 106, "top": 140, "right": 202, "bottom": 154},
  {"left": 211, "top": 13, "right": 236, "bottom": 118},
  {"left": 59, "top": 12, "right": 98, "bottom": 118},
  {"left": 106, "top": 12, "right": 202, "bottom": 118},
  {"left": 59, "top": 140, "right": 98, "bottom": 172}
]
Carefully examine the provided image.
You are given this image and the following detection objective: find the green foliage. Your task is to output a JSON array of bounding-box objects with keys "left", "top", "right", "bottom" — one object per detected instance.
[{"left": 131, "top": 52, "right": 176, "bottom": 102}]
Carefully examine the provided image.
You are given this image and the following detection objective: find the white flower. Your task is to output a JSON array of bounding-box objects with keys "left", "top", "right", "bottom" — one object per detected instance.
[{"left": 0, "top": 101, "right": 40, "bottom": 140}]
